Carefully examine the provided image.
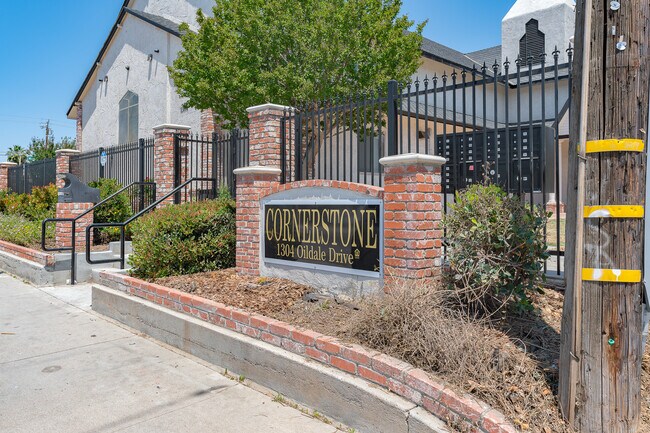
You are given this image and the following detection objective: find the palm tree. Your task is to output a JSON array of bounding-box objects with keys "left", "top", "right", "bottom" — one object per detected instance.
[{"left": 6, "top": 145, "right": 29, "bottom": 165}]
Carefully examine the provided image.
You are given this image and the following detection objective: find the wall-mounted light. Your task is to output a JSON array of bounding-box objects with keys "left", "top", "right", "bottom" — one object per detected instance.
[
  {"left": 154, "top": 49, "right": 160, "bottom": 53},
  {"left": 104, "top": 75, "right": 108, "bottom": 83},
  {"left": 147, "top": 54, "right": 153, "bottom": 61},
  {"left": 125, "top": 66, "right": 130, "bottom": 71}
]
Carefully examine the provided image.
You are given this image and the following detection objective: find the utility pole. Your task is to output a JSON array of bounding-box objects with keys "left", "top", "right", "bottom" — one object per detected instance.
[
  {"left": 560, "top": 0, "right": 649, "bottom": 431},
  {"left": 41, "top": 120, "right": 51, "bottom": 149}
]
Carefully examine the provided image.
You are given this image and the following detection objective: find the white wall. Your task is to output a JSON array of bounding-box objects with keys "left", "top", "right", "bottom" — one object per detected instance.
[
  {"left": 132, "top": 0, "right": 215, "bottom": 29},
  {"left": 81, "top": 16, "right": 201, "bottom": 152},
  {"left": 502, "top": 0, "right": 575, "bottom": 65}
]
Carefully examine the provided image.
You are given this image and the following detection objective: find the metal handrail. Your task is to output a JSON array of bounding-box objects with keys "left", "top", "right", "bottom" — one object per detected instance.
[
  {"left": 41, "top": 181, "right": 157, "bottom": 284},
  {"left": 85, "top": 177, "right": 217, "bottom": 270}
]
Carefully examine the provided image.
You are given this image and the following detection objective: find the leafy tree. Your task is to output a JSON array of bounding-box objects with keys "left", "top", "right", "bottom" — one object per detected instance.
[
  {"left": 6, "top": 145, "right": 28, "bottom": 165},
  {"left": 27, "top": 135, "right": 76, "bottom": 162},
  {"left": 170, "top": 0, "right": 425, "bottom": 128}
]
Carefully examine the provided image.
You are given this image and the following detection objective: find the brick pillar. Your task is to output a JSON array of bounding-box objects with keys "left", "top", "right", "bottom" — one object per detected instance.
[
  {"left": 0, "top": 162, "right": 17, "bottom": 191},
  {"left": 380, "top": 154, "right": 446, "bottom": 284},
  {"left": 54, "top": 149, "right": 92, "bottom": 249},
  {"left": 75, "top": 102, "right": 83, "bottom": 151},
  {"left": 200, "top": 109, "right": 216, "bottom": 136},
  {"left": 234, "top": 103, "right": 289, "bottom": 276},
  {"left": 55, "top": 203, "right": 94, "bottom": 250},
  {"left": 55, "top": 149, "right": 80, "bottom": 188},
  {"left": 153, "top": 124, "right": 190, "bottom": 204}
]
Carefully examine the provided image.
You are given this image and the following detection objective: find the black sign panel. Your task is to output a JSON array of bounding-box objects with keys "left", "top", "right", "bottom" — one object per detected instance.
[{"left": 264, "top": 204, "right": 381, "bottom": 273}]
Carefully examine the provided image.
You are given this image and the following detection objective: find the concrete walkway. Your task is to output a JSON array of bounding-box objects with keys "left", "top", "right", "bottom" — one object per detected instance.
[{"left": 0, "top": 273, "right": 338, "bottom": 433}]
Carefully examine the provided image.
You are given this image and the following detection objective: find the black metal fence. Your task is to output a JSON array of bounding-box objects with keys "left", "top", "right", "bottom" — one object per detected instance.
[
  {"left": 70, "top": 138, "right": 155, "bottom": 186},
  {"left": 282, "top": 48, "right": 573, "bottom": 275},
  {"left": 7, "top": 158, "right": 57, "bottom": 194},
  {"left": 173, "top": 129, "right": 249, "bottom": 202}
]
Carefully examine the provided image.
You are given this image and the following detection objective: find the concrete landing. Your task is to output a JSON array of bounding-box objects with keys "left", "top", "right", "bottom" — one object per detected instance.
[{"left": 0, "top": 273, "right": 338, "bottom": 433}]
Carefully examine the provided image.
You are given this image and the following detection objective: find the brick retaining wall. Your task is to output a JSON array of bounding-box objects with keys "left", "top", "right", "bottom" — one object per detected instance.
[
  {"left": 96, "top": 270, "right": 516, "bottom": 433},
  {"left": 0, "top": 240, "right": 54, "bottom": 267}
]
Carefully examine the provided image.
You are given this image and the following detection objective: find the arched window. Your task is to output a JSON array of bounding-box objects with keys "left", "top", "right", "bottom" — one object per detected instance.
[
  {"left": 119, "top": 91, "right": 139, "bottom": 144},
  {"left": 519, "top": 19, "right": 545, "bottom": 64}
]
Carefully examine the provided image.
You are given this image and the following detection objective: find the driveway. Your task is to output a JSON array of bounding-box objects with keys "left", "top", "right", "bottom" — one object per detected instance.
[{"left": 0, "top": 273, "right": 338, "bottom": 433}]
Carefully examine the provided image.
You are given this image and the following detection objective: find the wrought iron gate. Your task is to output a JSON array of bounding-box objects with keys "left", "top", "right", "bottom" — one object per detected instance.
[{"left": 173, "top": 129, "right": 249, "bottom": 202}]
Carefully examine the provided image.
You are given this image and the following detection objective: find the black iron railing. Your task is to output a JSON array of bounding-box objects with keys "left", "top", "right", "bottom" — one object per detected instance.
[
  {"left": 7, "top": 158, "right": 56, "bottom": 194},
  {"left": 70, "top": 138, "right": 154, "bottom": 186},
  {"left": 85, "top": 177, "right": 216, "bottom": 271},
  {"left": 281, "top": 47, "right": 574, "bottom": 276},
  {"left": 41, "top": 182, "right": 156, "bottom": 284},
  {"left": 173, "top": 130, "right": 249, "bottom": 200}
]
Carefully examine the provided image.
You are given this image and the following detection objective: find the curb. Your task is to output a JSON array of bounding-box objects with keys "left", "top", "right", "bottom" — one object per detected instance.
[{"left": 95, "top": 269, "right": 517, "bottom": 433}]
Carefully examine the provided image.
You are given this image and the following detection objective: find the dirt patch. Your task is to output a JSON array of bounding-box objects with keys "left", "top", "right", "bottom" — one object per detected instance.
[
  {"left": 157, "top": 268, "right": 312, "bottom": 316},
  {"left": 155, "top": 269, "right": 650, "bottom": 433}
]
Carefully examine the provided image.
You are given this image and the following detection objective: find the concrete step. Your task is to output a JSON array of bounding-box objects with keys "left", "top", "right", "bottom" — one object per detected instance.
[{"left": 109, "top": 241, "right": 133, "bottom": 256}]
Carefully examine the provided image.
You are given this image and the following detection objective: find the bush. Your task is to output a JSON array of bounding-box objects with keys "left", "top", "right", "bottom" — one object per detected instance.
[
  {"left": 443, "top": 183, "right": 548, "bottom": 313},
  {"left": 0, "top": 213, "right": 54, "bottom": 247},
  {"left": 0, "top": 184, "right": 57, "bottom": 221},
  {"left": 88, "top": 178, "right": 133, "bottom": 244},
  {"left": 129, "top": 197, "right": 236, "bottom": 279}
]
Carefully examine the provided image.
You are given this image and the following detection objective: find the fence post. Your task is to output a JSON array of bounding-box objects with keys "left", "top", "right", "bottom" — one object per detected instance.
[
  {"left": 294, "top": 112, "right": 302, "bottom": 181},
  {"left": 138, "top": 139, "right": 145, "bottom": 211},
  {"left": 0, "top": 162, "right": 17, "bottom": 191},
  {"left": 98, "top": 147, "right": 105, "bottom": 179},
  {"left": 230, "top": 129, "right": 239, "bottom": 197},
  {"left": 387, "top": 80, "right": 399, "bottom": 156},
  {"left": 211, "top": 132, "right": 218, "bottom": 199}
]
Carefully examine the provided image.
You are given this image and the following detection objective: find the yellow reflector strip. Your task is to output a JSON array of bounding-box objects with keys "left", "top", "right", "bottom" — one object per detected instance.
[
  {"left": 585, "top": 139, "right": 644, "bottom": 153},
  {"left": 582, "top": 268, "right": 642, "bottom": 283},
  {"left": 583, "top": 205, "right": 645, "bottom": 218}
]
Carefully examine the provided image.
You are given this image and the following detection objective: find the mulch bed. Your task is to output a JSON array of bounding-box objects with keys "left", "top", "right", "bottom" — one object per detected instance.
[{"left": 155, "top": 268, "right": 650, "bottom": 433}]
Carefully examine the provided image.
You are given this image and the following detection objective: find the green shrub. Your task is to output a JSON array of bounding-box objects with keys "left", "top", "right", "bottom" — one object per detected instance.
[
  {"left": 129, "top": 197, "right": 236, "bottom": 279},
  {"left": 443, "top": 183, "right": 548, "bottom": 313},
  {"left": 88, "top": 178, "right": 133, "bottom": 244},
  {"left": 0, "top": 184, "right": 57, "bottom": 221},
  {"left": 0, "top": 213, "right": 54, "bottom": 247}
]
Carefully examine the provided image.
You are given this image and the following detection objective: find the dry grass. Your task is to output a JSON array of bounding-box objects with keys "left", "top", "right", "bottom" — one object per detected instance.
[
  {"left": 546, "top": 216, "right": 566, "bottom": 251},
  {"left": 347, "top": 282, "right": 571, "bottom": 433}
]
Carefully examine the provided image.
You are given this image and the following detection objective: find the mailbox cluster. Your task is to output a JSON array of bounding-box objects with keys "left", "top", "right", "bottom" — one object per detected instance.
[{"left": 435, "top": 125, "right": 554, "bottom": 194}]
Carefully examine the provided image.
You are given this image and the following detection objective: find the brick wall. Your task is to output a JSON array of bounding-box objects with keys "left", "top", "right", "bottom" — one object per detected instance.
[
  {"left": 75, "top": 102, "right": 83, "bottom": 151},
  {"left": 0, "top": 240, "right": 55, "bottom": 267},
  {"left": 381, "top": 155, "right": 446, "bottom": 283},
  {"left": 153, "top": 124, "right": 190, "bottom": 203},
  {"left": 54, "top": 203, "right": 93, "bottom": 250},
  {"left": 0, "top": 162, "right": 17, "bottom": 191},
  {"left": 98, "top": 269, "right": 517, "bottom": 433},
  {"left": 55, "top": 149, "right": 80, "bottom": 188},
  {"left": 200, "top": 109, "right": 216, "bottom": 136}
]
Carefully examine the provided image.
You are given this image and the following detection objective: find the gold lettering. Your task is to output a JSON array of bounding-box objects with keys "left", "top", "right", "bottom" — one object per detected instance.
[
  {"left": 311, "top": 209, "right": 321, "bottom": 244},
  {"left": 329, "top": 210, "right": 340, "bottom": 246},
  {"left": 366, "top": 209, "right": 378, "bottom": 248},
  {"left": 340, "top": 209, "right": 351, "bottom": 247},
  {"left": 352, "top": 210, "right": 365, "bottom": 247},
  {"left": 302, "top": 209, "right": 311, "bottom": 243},
  {"left": 291, "top": 209, "right": 300, "bottom": 242},
  {"left": 282, "top": 209, "right": 291, "bottom": 241},
  {"left": 273, "top": 208, "right": 282, "bottom": 242},
  {"left": 265, "top": 207, "right": 274, "bottom": 241},
  {"left": 321, "top": 209, "right": 330, "bottom": 244}
]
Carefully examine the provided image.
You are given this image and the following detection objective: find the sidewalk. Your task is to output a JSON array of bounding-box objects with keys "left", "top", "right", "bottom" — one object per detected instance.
[{"left": 0, "top": 273, "right": 338, "bottom": 433}]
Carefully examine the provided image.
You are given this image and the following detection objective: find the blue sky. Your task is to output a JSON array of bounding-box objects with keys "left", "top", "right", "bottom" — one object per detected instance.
[{"left": 0, "top": 0, "right": 513, "bottom": 162}]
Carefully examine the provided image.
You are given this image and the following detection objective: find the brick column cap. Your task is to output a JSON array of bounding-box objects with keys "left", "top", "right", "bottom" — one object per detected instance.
[
  {"left": 233, "top": 166, "right": 282, "bottom": 176},
  {"left": 246, "top": 103, "right": 295, "bottom": 114},
  {"left": 0, "top": 162, "right": 17, "bottom": 167},
  {"left": 55, "top": 149, "right": 81, "bottom": 156},
  {"left": 153, "top": 124, "right": 191, "bottom": 132},
  {"left": 379, "top": 153, "right": 446, "bottom": 167}
]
